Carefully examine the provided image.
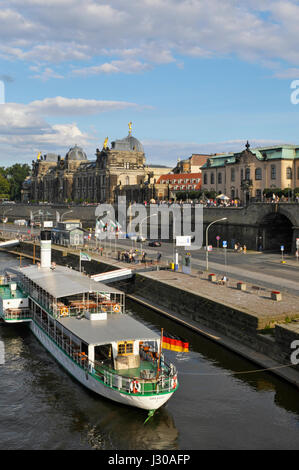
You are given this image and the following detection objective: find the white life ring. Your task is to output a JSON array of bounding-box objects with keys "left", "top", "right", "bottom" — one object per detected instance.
[
  {"left": 130, "top": 379, "right": 141, "bottom": 394},
  {"left": 171, "top": 375, "right": 177, "bottom": 390}
]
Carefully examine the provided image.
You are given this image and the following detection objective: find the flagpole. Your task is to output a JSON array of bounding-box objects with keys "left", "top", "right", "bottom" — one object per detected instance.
[
  {"left": 156, "top": 327, "right": 163, "bottom": 387},
  {"left": 79, "top": 251, "right": 81, "bottom": 272}
]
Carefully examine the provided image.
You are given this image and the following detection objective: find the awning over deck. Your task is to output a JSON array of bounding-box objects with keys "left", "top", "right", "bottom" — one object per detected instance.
[
  {"left": 58, "top": 313, "right": 160, "bottom": 347},
  {"left": 19, "top": 265, "right": 123, "bottom": 299}
]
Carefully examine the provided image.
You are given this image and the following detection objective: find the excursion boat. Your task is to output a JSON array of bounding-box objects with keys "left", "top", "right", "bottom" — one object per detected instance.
[{"left": 0, "top": 231, "right": 178, "bottom": 413}]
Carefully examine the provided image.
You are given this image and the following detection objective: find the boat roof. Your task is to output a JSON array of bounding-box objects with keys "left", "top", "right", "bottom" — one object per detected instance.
[
  {"left": 58, "top": 313, "right": 160, "bottom": 346},
  {"left": 18, "top": 264, "right": 123, "bottom": 299}
]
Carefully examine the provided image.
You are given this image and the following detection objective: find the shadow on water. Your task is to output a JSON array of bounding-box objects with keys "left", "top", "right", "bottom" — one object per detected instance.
[
  {"left": 0, "top": 320, "right": 178, "bottom": 450},
  {"left": 126, "top": 298, "right": 299, "bottom": 417}
]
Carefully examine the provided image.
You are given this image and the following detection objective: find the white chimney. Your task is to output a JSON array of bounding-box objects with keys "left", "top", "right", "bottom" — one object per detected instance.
[{"left": 40, "top": 230, "right": 52, "bottom": 268}]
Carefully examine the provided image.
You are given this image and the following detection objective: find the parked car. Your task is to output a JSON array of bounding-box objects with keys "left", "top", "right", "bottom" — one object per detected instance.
[{"left": 148, "top": 240, "right": 162, "bottom": 247}]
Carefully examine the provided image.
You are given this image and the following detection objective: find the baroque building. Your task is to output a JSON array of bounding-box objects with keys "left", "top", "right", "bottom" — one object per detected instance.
[
  {"left": 200, "top": 142, "right": 299, "bottom": 203},
  {"left": 22, "top": 126, "right": 166, "bottom": 204}
]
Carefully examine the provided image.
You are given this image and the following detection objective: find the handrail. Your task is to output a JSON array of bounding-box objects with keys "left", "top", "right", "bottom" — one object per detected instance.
[{"left": 3, "top": 308, "right": 31, "bottom": 320}]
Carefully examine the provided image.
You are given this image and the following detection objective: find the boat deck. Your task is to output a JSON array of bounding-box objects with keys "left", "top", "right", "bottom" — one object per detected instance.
[
  {"left": 0, "top": 285, "right": 27, "bottom": 300},
  {"left": 115, "top": 360, "right": 157, "bottom": 379}
]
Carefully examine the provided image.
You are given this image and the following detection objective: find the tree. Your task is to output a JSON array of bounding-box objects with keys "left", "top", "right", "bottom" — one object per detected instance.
[
  {"left": 6, "top": 164, "right": 30, "bottom": 201},
  {"left": 0, "top": 173, "right": 10, "bottom": 197}
]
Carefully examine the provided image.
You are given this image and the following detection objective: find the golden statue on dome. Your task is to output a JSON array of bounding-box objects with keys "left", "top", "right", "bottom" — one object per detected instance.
[
  {"left": 128, "top": 121, "right": 132, "bottom": 136},
  {"left": 103, "top": 137, "right": 109, "bottom": 149}
]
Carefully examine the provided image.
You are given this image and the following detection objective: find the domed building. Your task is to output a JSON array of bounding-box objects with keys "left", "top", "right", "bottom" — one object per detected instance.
[
  {"left": 28, "top": 145, "right": 90, "bottom": 203},
  {"left": 111, "top": 135, "right": 144, "bottom": 153},
  {"left": 24, "top": 125, "right": 166, "bottom": 204},
  {"left": 65, "top": 145, "right": 88, "bottom": 162},
  {"left": 75, "top": 128, "right": 147, "bottom": 203}
]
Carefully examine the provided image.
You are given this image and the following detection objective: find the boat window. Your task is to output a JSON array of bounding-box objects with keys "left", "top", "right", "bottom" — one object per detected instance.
[{"left": 117, "top": 341, "right": 134, "bottom": 356}]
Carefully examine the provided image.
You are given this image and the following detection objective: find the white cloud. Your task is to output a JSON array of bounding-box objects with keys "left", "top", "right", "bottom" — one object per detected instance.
[
  {"left": 2, "top": 0, "right": 299, "bottom": 74},
  {"left": 72, "top": 59, "right": 150, "bottom": 76},
  {"left": 0, "top": 95, "right": 146, "bottom": 163},
  {"left": 273, "top": 68, "right": 299, "bottom": 79},
  {"left": 28, "top": 96, "right": 146, "bottom": 115},
  {"left": 30, "top": 67, "right": 64, "bottom": 81}
]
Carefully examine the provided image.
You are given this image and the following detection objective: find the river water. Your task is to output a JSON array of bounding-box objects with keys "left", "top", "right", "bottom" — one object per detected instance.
[{"left": 0, "top": 252, "right": 299, "bottom": 450}]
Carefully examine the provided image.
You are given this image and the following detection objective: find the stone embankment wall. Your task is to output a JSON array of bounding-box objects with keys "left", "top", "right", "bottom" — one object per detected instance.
[{"left": 124, "top": 274, "right": 299, "bottom": 372}]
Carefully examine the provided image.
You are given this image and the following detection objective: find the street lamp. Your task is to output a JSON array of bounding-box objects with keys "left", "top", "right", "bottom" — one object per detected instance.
[{"left": 205, "top": 217, "right": 227, "bottom": 271}]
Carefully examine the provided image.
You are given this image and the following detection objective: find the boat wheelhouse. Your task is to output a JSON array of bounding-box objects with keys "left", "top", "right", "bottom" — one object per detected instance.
[
  {"left": 0, "top": 278, "right": 30, "bottom": 323},
  {"left": 1, "top": 257, "right": 178, "bottom": 411}
]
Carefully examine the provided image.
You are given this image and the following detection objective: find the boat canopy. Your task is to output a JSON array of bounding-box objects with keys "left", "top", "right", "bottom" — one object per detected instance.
[
  {"left": 18, "top": 265, "right": 122, "bottom": 299},
  {"left": 58, "top": 313, "right": 160, "bottom": 347}
]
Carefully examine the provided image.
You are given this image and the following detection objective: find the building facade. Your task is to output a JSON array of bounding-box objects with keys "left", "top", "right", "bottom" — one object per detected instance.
[
  {"left": 22, "top": 129, "right": 164, "bottom": 204},
  {"left": 157, "top": 172, "right": 202, "bottom": 198},
  {"left": 200, "top": 142, "right": 299, "bottom": 203},
  {"left": 173, "top": 154, "right": 210, "bottom": 174}
]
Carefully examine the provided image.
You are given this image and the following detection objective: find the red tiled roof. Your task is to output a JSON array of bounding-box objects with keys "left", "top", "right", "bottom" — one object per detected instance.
[{"left": 157, "top": 172, "right": 202, "bottom": 182}]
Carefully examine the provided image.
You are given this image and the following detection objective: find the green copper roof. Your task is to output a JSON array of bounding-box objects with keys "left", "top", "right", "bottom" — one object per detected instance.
[{"left": 201, "top": 145, "right": 299, "bottom": 169}]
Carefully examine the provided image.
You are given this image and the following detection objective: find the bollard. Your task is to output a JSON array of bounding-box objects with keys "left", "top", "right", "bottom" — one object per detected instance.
[
  {"left": 271, "top": 291, "right": 282, "bottom": 301},
  {"left": 237, "top": 282, "right": 246, "bottom": 291}
]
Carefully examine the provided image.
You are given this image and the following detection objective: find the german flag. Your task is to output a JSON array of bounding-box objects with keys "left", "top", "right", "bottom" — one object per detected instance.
[{"left": 162, "top": 335, "right": 189, "bottom": 352}]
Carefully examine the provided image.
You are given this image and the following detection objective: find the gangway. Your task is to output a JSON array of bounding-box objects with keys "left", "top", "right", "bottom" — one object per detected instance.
[
  {"left": 0, "top": 239, "right": 20, "bottom": 248},
  {"left": 90, "top": 268, "right": 133, "bottom": 283}
]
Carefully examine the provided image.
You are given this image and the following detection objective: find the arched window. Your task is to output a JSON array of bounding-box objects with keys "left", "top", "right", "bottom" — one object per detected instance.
[
  {"left": 231, "top": 168, "right": 235, "bottom": 182},
  {"left": 210, "top": 173, "right": 215, "bottom": 184},
  {"left": 218, "top": 172, "right": 222, "bottom": 184},
  {"left": 271, "top": 165, "right": 276, "bottom": 180},
  {"left": 286, "top": 167, "right": 292, "bottom": 179},
  {"left": 245, "top": 168, "right": 250, "bottom": 180},
  {"left": 203, "top": 173, "right": 207, "bottom": 185},
  {"left": 255, "top": 168, "right": 262, "bottom": 180}
]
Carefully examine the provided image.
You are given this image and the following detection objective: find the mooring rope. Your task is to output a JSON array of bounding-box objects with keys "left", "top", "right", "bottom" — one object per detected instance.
[{"left": 180, "top": 363, "right": 297, "bottom": 377}]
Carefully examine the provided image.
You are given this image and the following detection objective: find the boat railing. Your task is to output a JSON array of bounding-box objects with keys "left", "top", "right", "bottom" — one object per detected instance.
[
  {"left": 2, "top": 308, "right": 31, "bottom": 321},
  {"left": 89, "top": 357, "right": 176, "bottom": 395},
  {"left": 55, "top": 303, "right": 123, "bottom": 318}
]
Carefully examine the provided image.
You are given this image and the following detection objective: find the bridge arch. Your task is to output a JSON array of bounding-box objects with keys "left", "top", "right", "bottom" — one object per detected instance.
[{"left": 257, "top": 210, "right": 294, "bottom": 252}]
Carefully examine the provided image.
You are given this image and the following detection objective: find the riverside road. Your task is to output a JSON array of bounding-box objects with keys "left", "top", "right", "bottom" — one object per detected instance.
[
  {"left": 2, "top": 225, "right": 299, "bottom": 294},
  {"left": 105, "top": 239, "right": 299, "bottom": 296}
]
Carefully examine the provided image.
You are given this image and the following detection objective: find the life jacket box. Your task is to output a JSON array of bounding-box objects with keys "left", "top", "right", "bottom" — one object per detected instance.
[{"left": 114, "top": 354, "right": 140, "bottom": 371}]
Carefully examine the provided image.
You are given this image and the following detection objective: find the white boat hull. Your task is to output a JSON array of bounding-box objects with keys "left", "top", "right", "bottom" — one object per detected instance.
[{"left": 30, "top": 320, "right": 174, "bottom": 411}]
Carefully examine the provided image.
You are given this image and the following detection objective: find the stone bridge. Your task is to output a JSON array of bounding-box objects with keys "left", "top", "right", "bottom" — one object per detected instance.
[
  {"left": 2, "top": 202, "right": 299, "bottom": 253},
  {"left": 202, "top": 203, "right": 299, "bottom": 252}
]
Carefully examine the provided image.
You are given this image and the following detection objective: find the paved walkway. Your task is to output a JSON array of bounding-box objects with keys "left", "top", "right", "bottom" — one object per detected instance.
[{"left": 138, "top": 268, "right": 299, "bottom": 325}]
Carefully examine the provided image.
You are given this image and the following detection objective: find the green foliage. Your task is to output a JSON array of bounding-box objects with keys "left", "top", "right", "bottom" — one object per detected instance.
[
  {"left": 263, "top": 187, "right": 282, "bottom": 198},
  {"left": 0, "top": 163, "right": 30, "bottom": 201},
  {"left": 0, "top": 173, "right": 10, "bottom": 196}
]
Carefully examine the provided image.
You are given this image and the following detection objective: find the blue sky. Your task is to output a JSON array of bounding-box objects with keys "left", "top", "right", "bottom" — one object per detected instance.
[{"left": 1, "top": 0, "right": 299, "bottom": 167}]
